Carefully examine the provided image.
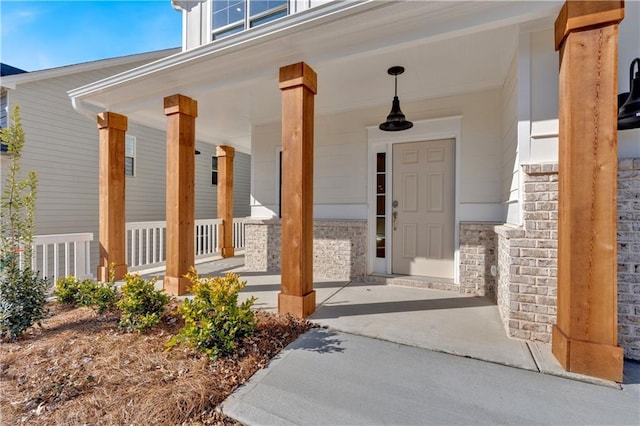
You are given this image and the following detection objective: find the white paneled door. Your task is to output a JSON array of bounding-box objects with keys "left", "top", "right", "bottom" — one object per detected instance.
[{"left": 392, "top": 139, "right": 455, "bottom": 278}]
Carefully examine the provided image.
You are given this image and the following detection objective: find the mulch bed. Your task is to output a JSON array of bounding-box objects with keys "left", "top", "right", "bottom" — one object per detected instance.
[{"left": 0, "top": 302, "right": 311, "bottom": 425}]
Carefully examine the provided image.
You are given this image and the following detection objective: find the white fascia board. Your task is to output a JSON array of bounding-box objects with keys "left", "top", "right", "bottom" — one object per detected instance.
[{"left": 2, "top": 48, "right": 179, "bottom": 87}]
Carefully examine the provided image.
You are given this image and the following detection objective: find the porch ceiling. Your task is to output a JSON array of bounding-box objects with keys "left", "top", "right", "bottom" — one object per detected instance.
[{"left": 70, "top": 1, "right": 561, "bottom": 153}]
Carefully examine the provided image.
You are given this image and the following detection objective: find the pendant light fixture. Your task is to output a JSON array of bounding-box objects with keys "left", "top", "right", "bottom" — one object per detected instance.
[
  {"left": 618, "top": 57, "right": 640, "bottom": 130},
  {"left": 379, "top": 66, "right": 413, "bottom": 131}
]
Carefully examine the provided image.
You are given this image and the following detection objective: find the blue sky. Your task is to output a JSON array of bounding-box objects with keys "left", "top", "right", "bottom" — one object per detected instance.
[{"left": 1, "top": 0, "right": 182, "bottom": 71}]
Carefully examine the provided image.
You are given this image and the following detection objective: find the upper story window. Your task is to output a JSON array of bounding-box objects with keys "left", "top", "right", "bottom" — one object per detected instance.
[
  {"left": 212, "top": 0, "right": 288, "bottom": 40},
  {"left": 125, "top": 135, "right": 136, "bottom": 177}
]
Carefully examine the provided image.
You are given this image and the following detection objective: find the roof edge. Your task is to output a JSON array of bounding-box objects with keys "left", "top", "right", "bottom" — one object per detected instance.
[{"left": 1, "top": 48, "right": 181, "bottom": 87}]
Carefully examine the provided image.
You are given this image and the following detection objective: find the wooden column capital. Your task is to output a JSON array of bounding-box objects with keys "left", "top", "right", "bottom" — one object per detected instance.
[
  {"left": 216, "top": 145, "right": 235, "bottom": 158},
  {"left": 555, "top": 0, "right": 624, "bottom": 50},
  {"left": 97, "top": 112, "right": 128, "bottom": 131},
  {"left": 164, "top": 94, "right": 198, "bottom": 117},
  {"left": 279, "top": 62, "right": 318, "bottom": 94}
]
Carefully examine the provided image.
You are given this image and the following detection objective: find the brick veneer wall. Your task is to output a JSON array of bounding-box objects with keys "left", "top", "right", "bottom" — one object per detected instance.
[
  {"left": 618, "top": 159, "right": 640, "bottom": 360},
  {"left": 459, "top": 223, "right": 499, "bottom": 297},
  {"left": 495, "top": 161, "right": 640, "bottom": 360},
  {"left": 244, "top": 219, "right": 367, "bottom": 281},
  {"left": 496, "top": 164, "right": 559, "bottom": 343}
]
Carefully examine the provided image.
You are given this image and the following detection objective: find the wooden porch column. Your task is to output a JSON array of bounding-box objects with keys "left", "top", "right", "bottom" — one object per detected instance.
[
  {"left": 552, "top": 0, "right": 625, "bottom": 382},
  {"left": 217, "top": 146, "right": 235, "bottom": 258},
  {"left": 278, "top": 62, "right": 317, "bottom": 318},
  {"left": 96, "top": 112, "right": 128, "bottom": 282},
  {"left": 163, "top": 94, "right": 198, "bottom": 296}
]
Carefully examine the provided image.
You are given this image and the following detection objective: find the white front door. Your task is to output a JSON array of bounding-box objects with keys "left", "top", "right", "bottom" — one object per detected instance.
[{"left": 392, "top": 139, "right": 455, "bottom": 278}]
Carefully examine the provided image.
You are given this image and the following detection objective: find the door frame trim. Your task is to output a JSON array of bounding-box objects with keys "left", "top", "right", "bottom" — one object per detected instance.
[{"left": 367, "top": 116, "right": 462, "bottom": 282}]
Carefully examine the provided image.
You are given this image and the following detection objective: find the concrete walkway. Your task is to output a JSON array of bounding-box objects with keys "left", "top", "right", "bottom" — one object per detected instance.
[{"left": 182, "top": 257, "right": 640, "bottom": 425}]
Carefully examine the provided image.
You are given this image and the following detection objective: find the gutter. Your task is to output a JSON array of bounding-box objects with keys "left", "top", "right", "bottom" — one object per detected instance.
[{"left": 71, "top": 98, "right": 106, "bottom": 121}]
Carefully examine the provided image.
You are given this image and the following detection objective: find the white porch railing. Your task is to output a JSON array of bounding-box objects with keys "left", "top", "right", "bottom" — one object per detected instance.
[
  {"left": 23, "top": 219, "right": 246, "bottom": 281},
  {"left": 30, "top": 233, "right": 93, "bottom": 282},
  {"left": 127, "top": 218, "right": 247, "bottom": 274}
]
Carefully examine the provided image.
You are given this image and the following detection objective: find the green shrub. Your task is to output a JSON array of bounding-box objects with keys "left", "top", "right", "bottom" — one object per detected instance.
[
  {"left": 0, "top": 264, "right": 48, "bottom": 340},
  {"left": 167, "top": 269, "right": 256, "bottom": 360},
  {"left": 117, "top": 274, "right": 170, "bottom": 332},
  {"left": 77, "top": 279, "right": 118, "bottom": 313},
  {"left": 53, "top": 276, "right": 82, "bottom": 304},
  {"left": 0, "top": 106, "right": 46, "bottom": 340}
]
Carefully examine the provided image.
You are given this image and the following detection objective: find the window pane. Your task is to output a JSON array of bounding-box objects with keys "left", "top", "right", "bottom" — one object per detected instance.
[
  {"left": 212, "top": 172, "right": 218, "bottom": 186},
  {"left": 376, "top": 195, "right": 385, "bottom": 216},
  {"left": 212, "top": 0, "right": 244, "bottom": 29},
  {"left": 376, "top": 218, "right": 385, "bottom": 258},
  {"left": 376, "top": 174, "right": 385, "bottom": 194},
  {"left": 376, "top": 152, "right": 385, "bottom": 173},
  {"left": 249, "top": 0, "right": 286, "bottom": 16},
  {"left": 125, "top": 157, "right": 134, "bottom": 177},
  {"left": 212, "top": 156, "right": 218, "bottom": 170},
  {"left": 250, "top": 8, "right": 286, "bottom": 27},
  {"left": 125, "top": 135, "right": 135, "bottom": 157}
]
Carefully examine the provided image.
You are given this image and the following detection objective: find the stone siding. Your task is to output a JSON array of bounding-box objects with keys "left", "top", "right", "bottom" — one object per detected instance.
[
  {"left": 244, "top": 219, "right": 367, "bottom": 281},
  {"left": 618, "top": 159, "right": 640, "bottom": 360},
  {"left": 459, "top": 223, "right": 499, "bottom": 297}
]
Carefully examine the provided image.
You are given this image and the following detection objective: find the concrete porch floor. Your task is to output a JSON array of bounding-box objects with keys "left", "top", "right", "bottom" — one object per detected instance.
[
  {"left": 183, "top": 255, "right": 638, "bottom": 387},
  {"left": 166, "top": 255, "right": 640, "bottom": 425}
]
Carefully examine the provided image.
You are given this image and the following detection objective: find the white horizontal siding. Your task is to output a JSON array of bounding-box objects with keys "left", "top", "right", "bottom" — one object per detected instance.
[
  {"left": 502, "top": 50, "right": 519, "bottom": 207},
  {"left": 252, "top": 88, "right": 504, "bottom": 221}
]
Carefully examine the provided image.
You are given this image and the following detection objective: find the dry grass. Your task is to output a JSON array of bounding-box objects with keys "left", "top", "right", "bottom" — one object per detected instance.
[{"left": 0, "top": 302, "right": 311, "bottom": 425}]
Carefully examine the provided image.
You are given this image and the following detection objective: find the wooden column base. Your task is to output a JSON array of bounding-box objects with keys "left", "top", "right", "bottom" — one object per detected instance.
[
  {"left": 552, "top": 325, "right": 624, "bottom": 382},
  {"left": 164, "top": 276, "right": 192, "bottom": 296},
  {"left": 97, "top": 264, "right": 128, "bottom": 282},
  {"left": 278, "top": 291, "right": 316, "bottom": 318},
  {"left": 221, "top": 247, "right": 235, "bottom": 258}
]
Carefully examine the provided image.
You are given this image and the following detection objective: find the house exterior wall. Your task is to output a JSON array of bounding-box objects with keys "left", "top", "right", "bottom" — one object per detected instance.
[
  {"left": 251, "top": 88, "right": 504, "bottom": 222},
  {"left": 0, "top": 60, "right": 251, "bottom": 274},
  {"left": 490, "top": 161, "right": 639, "bottom": 360}
]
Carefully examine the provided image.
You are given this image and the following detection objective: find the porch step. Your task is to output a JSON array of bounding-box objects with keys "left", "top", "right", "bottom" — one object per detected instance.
[{"left": 356, "top": 274, "right": 460, "bottom": 293}]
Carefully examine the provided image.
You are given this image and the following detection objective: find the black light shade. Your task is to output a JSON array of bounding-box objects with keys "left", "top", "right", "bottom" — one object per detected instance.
[
  {"left": 618, "top": 57, "right": 640, "bottom": 131},
  {"left": 379, "top": 66, "right": 413, "bottom": 132}
]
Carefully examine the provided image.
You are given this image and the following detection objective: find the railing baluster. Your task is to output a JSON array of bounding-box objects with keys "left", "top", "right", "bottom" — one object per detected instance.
[
  {"left": 53, "top": 243, "right": 59, "bottom": 282},
  {"left": 64, "top": 242, "right": 69, "bottom": 278},
  {"left": 146, "top": 228, "right": 151, "bottom": 265},
  {"left": 42, "top": 245, "right": 48, "bottom": 279},
  {"left": 138, "top": 229, "right": 143, "bottom": 267}
]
